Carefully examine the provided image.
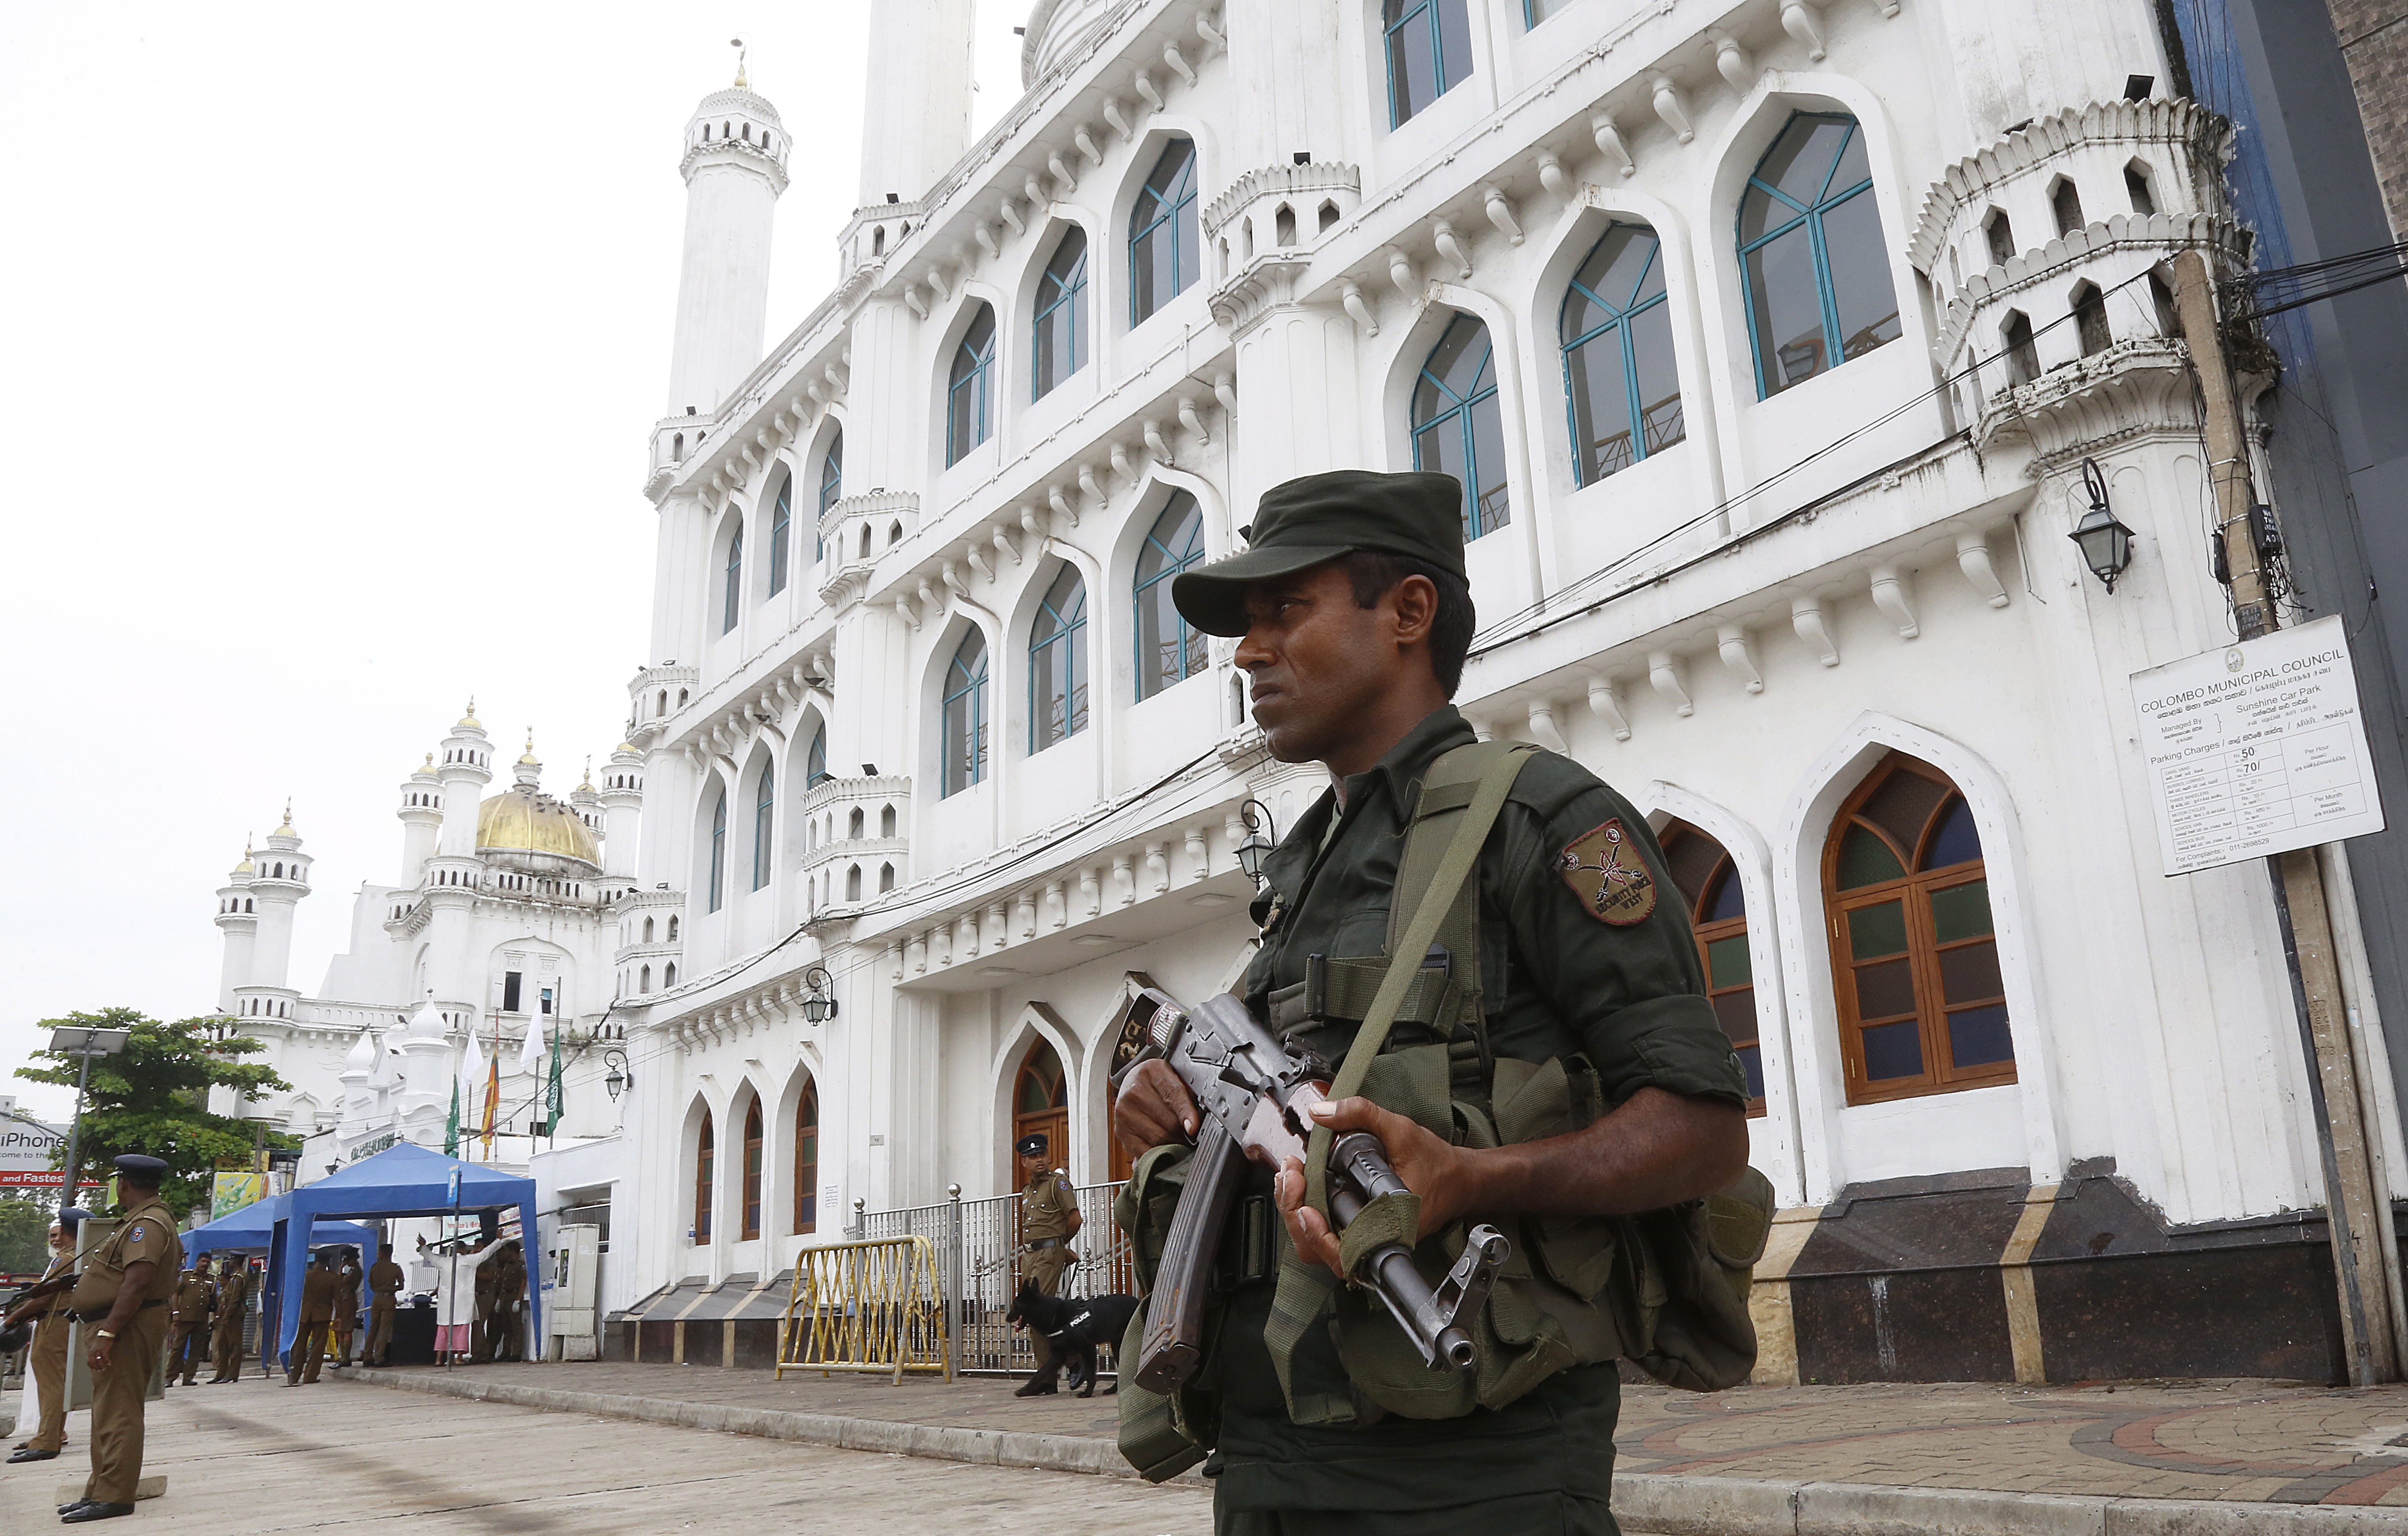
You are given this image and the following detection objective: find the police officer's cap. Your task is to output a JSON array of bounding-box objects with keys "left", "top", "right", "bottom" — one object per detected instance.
[
  {"left": 1015, "top": 1133, "right": 1048, "bottom": 1158},
  {"left": 113, "top": 1154, "right": 169, "bottom": 1182},
  {"left": 58, "top": 1206, "right": 92, "bottom": 1228},
  {"left": 1171, "top": 469, "right": 1467, "bottom": 638}
]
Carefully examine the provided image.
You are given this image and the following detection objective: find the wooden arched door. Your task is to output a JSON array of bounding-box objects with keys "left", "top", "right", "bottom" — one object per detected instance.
[{"left": 1011, "top": 1039, "right": 1069, "bottom": 1176}]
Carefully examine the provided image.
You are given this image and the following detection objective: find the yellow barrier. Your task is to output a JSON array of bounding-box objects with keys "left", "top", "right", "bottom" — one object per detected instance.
[{"left": 775, "top": 1235, "right": 953, "bottom": 1384}]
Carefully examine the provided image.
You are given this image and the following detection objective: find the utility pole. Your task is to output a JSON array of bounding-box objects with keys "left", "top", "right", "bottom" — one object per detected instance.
[
  {"left": 47, "top": 1026, "right": 131, "bottom": 1215},
  {"left": 2172, "top": 248, "right": 2405, "bottom": 1384}
]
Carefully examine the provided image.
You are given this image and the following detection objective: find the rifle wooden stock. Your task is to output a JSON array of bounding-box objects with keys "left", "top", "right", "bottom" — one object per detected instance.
[{"left": 1134, "top": 1114, "right": 1245, "bottom": 1393}]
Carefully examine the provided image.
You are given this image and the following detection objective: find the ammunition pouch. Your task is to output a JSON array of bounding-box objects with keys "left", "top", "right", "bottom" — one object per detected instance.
[{"left": 1113, "top": 1141, "right": 1218, "bottom": 1481}]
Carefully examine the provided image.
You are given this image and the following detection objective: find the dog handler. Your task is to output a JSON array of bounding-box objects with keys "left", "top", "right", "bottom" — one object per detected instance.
[{"left": 1012, "top": 1132, "right": 1080, "bottom": 1397}]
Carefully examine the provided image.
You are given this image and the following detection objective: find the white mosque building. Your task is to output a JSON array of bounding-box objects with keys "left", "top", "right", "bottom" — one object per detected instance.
[
  {"left": 218, "top": 0, "right": 2405, "bottom": 1384},
  {"left": 209, "top": 707, "right": 642, "bottom": 1169}
]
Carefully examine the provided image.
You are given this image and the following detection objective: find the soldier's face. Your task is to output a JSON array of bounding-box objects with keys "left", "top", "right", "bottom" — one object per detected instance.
[
  {"left": 1020, "top": 1153, "right": 1047, "bottom": 1177},
  {"left": 1235, "top": 562, "right": 1431, "bottom": 769}
]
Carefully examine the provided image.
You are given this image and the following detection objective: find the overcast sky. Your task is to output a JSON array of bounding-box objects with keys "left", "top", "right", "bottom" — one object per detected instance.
[{"left": 0, "top": 4, "right": 1027, "bottom": 1119}]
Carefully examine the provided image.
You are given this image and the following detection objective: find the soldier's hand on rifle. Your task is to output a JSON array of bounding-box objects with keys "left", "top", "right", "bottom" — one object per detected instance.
[
  {"left": 1274, "top": 1095, "right": 1467, "bottom": 1278},
  {"left": 1112, "top": 1059, "right": 1201, "bottom": 1158}
]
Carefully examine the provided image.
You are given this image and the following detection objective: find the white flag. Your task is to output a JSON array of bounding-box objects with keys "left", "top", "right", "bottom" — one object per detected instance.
[
  {"left": 459, "top": 1029, "right": 486, "bottom": 1104},
  {"left": 517, "top": 1018, "right": 545, "bottom": 1075}
]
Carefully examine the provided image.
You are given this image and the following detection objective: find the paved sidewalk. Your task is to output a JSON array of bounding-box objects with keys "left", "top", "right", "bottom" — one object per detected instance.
[{"left": 332, "top": 1361, "right": 2408, "bottom": 1530}]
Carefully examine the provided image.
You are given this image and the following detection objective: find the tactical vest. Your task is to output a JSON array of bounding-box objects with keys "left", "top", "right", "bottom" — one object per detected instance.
[{"left": 1116, "top": 742, "right": 1773, "bottom": 1480}]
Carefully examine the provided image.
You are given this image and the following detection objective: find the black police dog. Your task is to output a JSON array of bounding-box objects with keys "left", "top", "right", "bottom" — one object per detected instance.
[{"left": 1005, "top": 1281, "right": 1139, "bottom": 1397}]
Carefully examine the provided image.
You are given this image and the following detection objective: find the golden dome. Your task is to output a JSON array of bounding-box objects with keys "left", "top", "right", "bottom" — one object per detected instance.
[
  {"left": 234, "top": 838, "right": 255, "bottom": 876},
  {"left": 476, "top": 784, "right": 601, "bottom": 866},
  {"left": 518, "top": 731, "right": 540, "bottom": 767},
  {"left": 455, "top": 697, "right": 482, "bottom": 731}
]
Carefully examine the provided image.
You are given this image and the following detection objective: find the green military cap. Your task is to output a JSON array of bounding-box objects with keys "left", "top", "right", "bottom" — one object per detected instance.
[{"left": 1170, "top": 469, "right": 1466, "bottom": 638}]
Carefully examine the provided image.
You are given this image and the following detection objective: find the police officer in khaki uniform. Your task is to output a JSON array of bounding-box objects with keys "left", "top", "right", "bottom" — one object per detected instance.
[
  {"left": 206, "top": 1258, "right": 252, "bottom": 1383},
  {"left": 165, "top": 1259, "right": 214, "bottom": 1386},
  {"left": 4, "top": 1207, "right": 88, "bottom": 1464},
  {"left": 1010, "top": 1133, "right": 1080, "bottom": 1397},
  {"left": 363, "top": 1243, "right": 404, "bottom": 1366},
  {"left": 61, "top": 1155, "right": 184, "bottom": 1523},
  {"left": 1114, "top": 471, "right": 1749, "bottom": 1535},
  {"left": 330, "top": 1249, "right": 362, "bottom": 1367},
  {"left": 285, "top": 1249, "right": 343, "bottom": 1385}
]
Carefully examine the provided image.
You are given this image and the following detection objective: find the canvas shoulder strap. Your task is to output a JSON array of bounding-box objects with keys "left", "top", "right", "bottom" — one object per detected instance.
[{"left": 1266, "top": 741, "right": 1536, "bottom": 1421}]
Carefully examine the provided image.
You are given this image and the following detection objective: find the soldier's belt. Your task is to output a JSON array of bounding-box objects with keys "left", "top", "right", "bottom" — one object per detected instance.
[
  {"left": 1026, "top": 1238, "right": 1065, "bottom": 1251},
  {"left": 1267, "top": 954, "right": 1451, "bottom": 1034},
  {"left": 70, "top": 1298, "right": 165, "bottom": 1323}
]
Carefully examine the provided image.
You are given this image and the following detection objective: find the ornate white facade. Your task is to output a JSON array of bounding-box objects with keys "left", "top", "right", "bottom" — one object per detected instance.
[{"left": 209, "top": 709, "right": 640, "bottom": 1163}]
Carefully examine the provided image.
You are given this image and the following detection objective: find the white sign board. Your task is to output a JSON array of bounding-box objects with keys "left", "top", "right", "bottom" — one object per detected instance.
[
  {"left": 0, "top": 1115, "right": 66, "bottom": 1188},
  {"left": 2130, "top": 615, "right": 2386, "bottom": 875}
]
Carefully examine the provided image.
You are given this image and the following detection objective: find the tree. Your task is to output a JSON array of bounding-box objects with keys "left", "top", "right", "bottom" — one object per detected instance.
[
  {"left": 15, "top": 1008, "right": 293, "bottom": 1220},
  {"left": 0, "top": 1194, "right": 48, "bottom": 1275}
]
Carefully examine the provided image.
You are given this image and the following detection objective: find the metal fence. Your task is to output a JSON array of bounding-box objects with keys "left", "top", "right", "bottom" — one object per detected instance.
[
  {"left": 856, "top": 1180, "right": 1131, "bottom": 1377},
  {"left": 775, "top": 1235, "right": 952, "bottom": 1385}
]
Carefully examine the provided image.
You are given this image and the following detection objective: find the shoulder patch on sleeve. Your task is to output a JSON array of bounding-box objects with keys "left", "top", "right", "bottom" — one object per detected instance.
[{"left": 1557, "top": 818, "right": 1658, "bottom": 927}]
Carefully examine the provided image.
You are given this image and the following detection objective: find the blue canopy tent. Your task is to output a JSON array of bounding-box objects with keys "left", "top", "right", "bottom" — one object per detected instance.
[
  {"left": 270, "top": 1143, "right": 542, "bottom": 1368},
  {"left": 184, "top": 1193, "right": 374, "bottom": 1259}
]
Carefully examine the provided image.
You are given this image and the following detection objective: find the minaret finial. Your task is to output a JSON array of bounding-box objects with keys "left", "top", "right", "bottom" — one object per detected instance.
[{"left": 731, "top": 35, "right": 748, "bottom": 90}]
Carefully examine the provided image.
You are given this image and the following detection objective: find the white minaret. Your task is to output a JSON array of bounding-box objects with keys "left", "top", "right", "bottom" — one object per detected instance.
[
  {"left": 338, "top": 1026, "right": 378, "bottom": 1135},
  {"left": 857, "top": 0, "right": 976, "bottom": 207},
  {"left": 666, "top": 55, "right": 789, "bottom": 417},
  {"left": 248, "top": 804, "right": 313, "bottom": 991},
  {"left": 213, "top": 840, "right": 259, "bottom": 1012},
  {"left": 398, "top": 752, "right": 442, "bottom": 881},
  {"left": 597, "top": 741, "right": 646, "bottom": 878},
  {"left": 433, "top": 704, "right": 494, "bottom": 860},
  {"left": 395, "top": 995, "right": 454, "bottom": 1142}
]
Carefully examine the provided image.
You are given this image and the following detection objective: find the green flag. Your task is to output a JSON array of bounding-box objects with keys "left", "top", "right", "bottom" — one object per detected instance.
[
  {"left": 544, "top": 1024, "right": 564, "bottom": 1136},
  {"left": 443, "top": 1076, "right": 460, "bottom": 1157}
]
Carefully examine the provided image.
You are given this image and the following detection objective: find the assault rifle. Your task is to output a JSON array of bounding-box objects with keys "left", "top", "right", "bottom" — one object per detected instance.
[{"left": 1113, "top": 986, "right": 1508, "bottom": 1393}]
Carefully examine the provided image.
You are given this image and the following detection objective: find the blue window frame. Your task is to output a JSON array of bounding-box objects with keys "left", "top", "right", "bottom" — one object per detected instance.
[
  {"left": 1033, "top": 228, "right": 1089, "bottom": 400},
  {"left": 1383, "top": 0, "right": 1473, "bottom": 128},
  {"left": 1134, "top": 492, "right": 1207, "bottom": 700},
  {"left": 1738, "top": 113, "right": 1901, "bottom": 398},
  {"left": 752, "top": 762, "right": 774, "bottom": 891},
  {"left": 946, "top": 305, "right": 997, "bottom": 466},
  {"left": 941, "top": 630, "right": 989, "bottom": 796},
  {"left": 720, "top": 527, "right": 742, "bottom": 634},
  {"left": 1561, "top": 223, "right": 1684, "bottom": 483},
  {"left": 1523, "top": 0, "right": 1574, "bottom": 22},
  {"left": 767, "top": 472, "right": 792, "bottom": 596},
  {"left": 706, "top": 789, "right": 727, "bottom": 912},
  {"left": 1411, "top": 312, "right": 1510, "bottom": 540},
  {"left": 1029, "top": 563, "right": 1088, "bottom": 752},
  {"left": 815, "top": 431, "right": 842, "bottom": 561},
  {"left": 1129, "top": 140, "right": 1199, "bottom": 325},
  {"left": 804, "top": 727, "right": 829, "bottom": 789}
]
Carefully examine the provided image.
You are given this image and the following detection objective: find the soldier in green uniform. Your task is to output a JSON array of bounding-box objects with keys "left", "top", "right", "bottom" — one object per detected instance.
[
  {"left": 1011, "top": 1133, "right": 1081, "bottom": 1397},
  {"left": 165, "top": 1258, "right": 214, "bottom": 1386},
  {"left": 61, "top": 1155, "right": 184, "bottom": 1523},
  {"left": 4, "top": 1207, "right": 87, "bottom": 1464},
  {"left": 206, "top": 1257, "right": 252, "bottom": 1383},
  {"left": 1113, "top": 470, "right": 1750, "bottom": 1535}
]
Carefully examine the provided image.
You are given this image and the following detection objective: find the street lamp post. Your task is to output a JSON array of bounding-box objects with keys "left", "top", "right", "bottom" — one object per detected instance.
[{"left": 48, "top": 1025, "right": 131, "bottom": 1211}]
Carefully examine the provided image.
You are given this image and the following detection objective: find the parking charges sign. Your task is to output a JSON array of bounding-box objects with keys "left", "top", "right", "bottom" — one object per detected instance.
[{"left": 2129, "top": 615, "right": 2387, "bottom": 875}]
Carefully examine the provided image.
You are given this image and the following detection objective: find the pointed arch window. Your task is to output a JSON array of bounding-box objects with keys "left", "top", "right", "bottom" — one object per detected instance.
[
  {"left": 1029, "top": 563, "right": 1089, "bottom": 751},
  {"left": 721, "top": 527, "right": 743, "bottom": 633},
  {"left": 752, "top": 761, "right": 775, "bottom": 891},
  {"left": 946, "top": 305, "right": 997, "bottom": 466},
  {"left": 1129, "top": 139, "right": 1199, "bottom": 324},
  {"left": 1011, "top": 1039, "right": 1069, "bottom": 1175},
  {"left": 767, "top": 471, "right": 793, "bottom": 597},
  {"left": 1825, "top": 752, "right": 2012, "bottom": 1104},
  {"left": 941, "top": 629, "right": 989, "bottom": 796},
  {"left": 692, "top": 1110, "right": 714, "bottom": 1242},
  {"left": 1562, "top": 223, "right": 1684, "bottom": 482},
  {"left": 1033, "top": 227, "right": 1089, "bottom": 399},
  {"left": 1383, "top": 0, "right": 1474, "bottom": 128},
  {"left": 1135, "top": 492, "right": 1207, "bottom": 700},
  {"left": 816, "top": 430, "right": 842, "bottom": 561},
  {"left": 805, "top": 727, "right": 829, "bottom": 789},
  {"left": 793, "top": 1077, "right": 819, "bottom": 1234},
  {"left": 1659, "top": 820, "right": 1763, "bottom": 1115},
  {"left": 1738, "top": 113, "right": 1900, "bottom": 398},
  {"left": 706, "top": 789, "right": 727, "bottom": 913},
  {"left": 740, "top": 1098, "right": 763, "bottom": 1241},
  {"left": 1412, "top": 312, "right": 1510, "bottom": 539}
]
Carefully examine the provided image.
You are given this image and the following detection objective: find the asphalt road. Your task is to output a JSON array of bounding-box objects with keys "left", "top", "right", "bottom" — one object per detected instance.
[{"left": 2, "top": 1373, "right": 1212, "bottom": 1532}]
